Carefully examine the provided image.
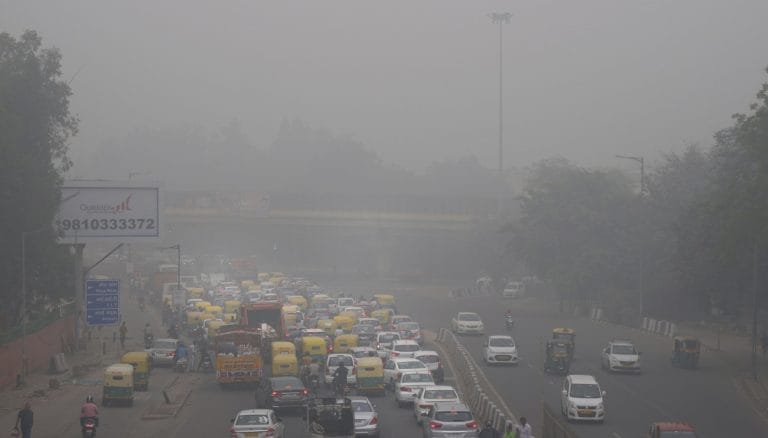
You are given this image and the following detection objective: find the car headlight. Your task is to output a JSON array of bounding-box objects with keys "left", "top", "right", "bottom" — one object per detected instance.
[
  {"left": 568, "top": 401, "right": 577, "bottom": 409},
  {"left": 597, "top": 403, "right": 604, "bottom": 410},
  {"left": 609, "top": 358, "right": 619, "bottom": 365}
]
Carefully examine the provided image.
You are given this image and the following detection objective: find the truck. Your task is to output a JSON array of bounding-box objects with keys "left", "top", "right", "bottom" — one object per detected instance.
[
  {"left": 214, "top": 328, "right": 263, "bottom": 387},
  {"left": 150, "top": 270, "right": 178, "bottom": 293},
  {"left": 240, "top": 302, "right": 285, "bottom": 339}
]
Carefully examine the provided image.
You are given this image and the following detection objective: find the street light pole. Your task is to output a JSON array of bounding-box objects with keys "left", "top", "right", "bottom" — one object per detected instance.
[
  {"left": 489, "top": 12, "right": 511, "bottom": 176},
  {"left": 615, "top": 154, "right": 645, "bottom": 194},
  {"left": 616, "top": 154, "right": 647, "bottom": 316}
]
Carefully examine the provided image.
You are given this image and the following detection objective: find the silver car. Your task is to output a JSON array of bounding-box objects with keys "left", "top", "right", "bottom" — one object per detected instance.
[
  {"left": 421, "top": 402, "right": 479, "bottom": 438},
  {"left": 146, "top": 338, "right": 178, "bottom": 366},
  {"left": 230, "top": 409, "right": 285, "bottom": 438},
  {"left": 349, "top": 396, "right": 380, "bottom": 437}
]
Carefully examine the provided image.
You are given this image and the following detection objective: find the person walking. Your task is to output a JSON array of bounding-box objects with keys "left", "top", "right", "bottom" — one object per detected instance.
[
  {"left": 118, "top": 321, "right": 128, "bottom": 349},
  {"left": 14, "top": 401, "right": 33, "bottom": 438},
  {"left": 510, "top": 417, "right": 532, "bottom": 438}
]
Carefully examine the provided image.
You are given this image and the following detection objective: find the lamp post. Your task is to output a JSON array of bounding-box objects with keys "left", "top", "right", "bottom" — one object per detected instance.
[
  {"left": 615, "top": 154, "right": 645, "bottom": 194},
  {"left": 488, "top": 12, "right": 512, "bottom": 177},
  {"left": 616, "top": 154, "right": 646, "bottom": 317}
]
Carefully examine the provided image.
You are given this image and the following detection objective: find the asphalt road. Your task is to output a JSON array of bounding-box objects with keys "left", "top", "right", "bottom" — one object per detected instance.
[{"left": 390, "top": 288, "right": 768, "bottom": 438}]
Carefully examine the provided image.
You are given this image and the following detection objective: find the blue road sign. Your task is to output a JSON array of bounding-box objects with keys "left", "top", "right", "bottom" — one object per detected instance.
[{"left": 86, "top": 279, "right": 120, "bottom": 326}]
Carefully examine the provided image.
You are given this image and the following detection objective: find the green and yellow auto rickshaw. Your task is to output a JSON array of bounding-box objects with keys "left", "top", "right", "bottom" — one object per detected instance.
[
  {"left": 355, "top": 356, "right": 385, "bottom": 396},
  {"left": 120, "top": 351, "right": 150, "bottom": 391},
  {"left": 671, "top": 336, "right": 700, "bottom": 369},
  {"left": 543, "top": 340, "right": 571, "bottom": 374},
  {"left": 103, "top": 363, "right": 134, "bottom": 406}
]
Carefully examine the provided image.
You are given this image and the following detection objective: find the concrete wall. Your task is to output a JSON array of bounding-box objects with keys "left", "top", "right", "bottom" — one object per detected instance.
[{"left": 0, "top": 315, "right": 75, "bottom": 389}]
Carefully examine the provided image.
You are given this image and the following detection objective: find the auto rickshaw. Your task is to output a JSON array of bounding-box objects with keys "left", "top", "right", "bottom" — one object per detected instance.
[
  {"left": 120, "top": 351, "right": 150, "bottom": 391},
  {"left": 272, "top": 353, "right": 299, "bottom": 377},
  {"left": 552, "top": 328, "right": 576, "bottom": 359},
  {"left": 333, "top": 315, "right": 355, "bottom": 334},
  {"left": 671, "top": 336, "right": 700, "bottom": 369},
  {"left": 186, "top": 311, "right": 205, "bottom": 327},
  {"left": 373, "top": 293, "right": 395, "bottom": 307},
  {"left": 317, "top": 319, "right": 338, "bottom": 337},
  {"left": 283, "top": 304, "right": 300, "bottom": 327},
  {"left": 222, "top": 312, "right": 238, "bottom": 323},
  {"left": 194, "top": 301, "right": 212, "bottom": 312},
  {"left": 223, "top": 300, "right": 241, "bottom": 314},
  {"left": 206, "top": 320, "right": 229, "bottom": 340},
  {"left": 333, "top": 334, "right": 359, "bottom": 354},
  {"left": 301, "top": 336, "right": 328, "bottom": 363},
  {"left": 286, "top": 295, "right": 308, "bottom": 311},
  {"left": 272, "top": 341, "right": 297, "bottom": 358},
  {"left": 543, "top": 340, "right": 571, "bottom": 374},
  {"left": 206, "top": 305, "right": 224, "bottom": 318},
  {"left": 187, "top": 287, "right": 205, "bottom": 299},
  {"left": 356, "top": 356, "right": 385, "bottom": 395},
  {"left": 371, "top": 309, "right": 391, "bottom": 327},
  {"left": 103, "top": 363, "right": 135, "bottom": 406}
]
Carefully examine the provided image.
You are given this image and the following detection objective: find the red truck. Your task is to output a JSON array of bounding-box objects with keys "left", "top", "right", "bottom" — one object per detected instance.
[{"left": 239, "top": 302, "right": 285, "bottom": 339}]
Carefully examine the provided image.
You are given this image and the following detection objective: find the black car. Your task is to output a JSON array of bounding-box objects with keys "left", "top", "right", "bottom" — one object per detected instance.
[
  {"left": 256, "top": 376, "right": 309, "bottom": 411},
  {"left": 352, "top": 325, "right": 377, "bottom": 345}
]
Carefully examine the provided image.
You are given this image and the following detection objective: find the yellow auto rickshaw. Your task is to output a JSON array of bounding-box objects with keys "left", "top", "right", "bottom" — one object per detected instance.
[
  {"left": 186, "top": 311, "right": 205, "bottom": 327},
  {"left": 241, "top": 279, "right": 256, "bottom": 289},
  {"left": 339, "top": 311, "right": 359, "bottom": 325},
  {"left": 552, "top": 328, "right": 576, "bottom": 359},
  {"left": 333, "top": 334, "right": 359, "bottom": 354},
  {"left": 222, "top": 312, "right": 238, "bottom": 323},
  {"left": 317, "top": 319, "right": 338, "bottom": 336},
  {"left": 272, "top": 341, "right": 297, "bottom": 358},
  {"left": 258, "top": 272, "right": 270, "bottom": 282},
  {"left": 224, "top": 300, "right": 241, "bottom": 314},
  {"left": 272, "top": 353, "right": 299, "bottom": 377},
  {"left": 120, "top": 351, "right": 150, "bottom": 391},
  {"left": 371, "top": 309, "right": 391, "bottom": 327},
  {"left": 333, "top": 315, "right": 355, "bottom": 334},
  {"left": 103, "top": 363, "right": 134, "bottom": 406},
  {"left": 283, "top": 305, "right": 300, "bottom": 327},
  {"left": 301, "top": 336, "right": 328, "bottom": 363},
  {"left": 286, "top": 295, "right": 308, "bottom": 311},
  {"left": 356, "top": 356, "right": 385, "bottom": 395},
  {"left": 206, "top": 305, "right": 224, "bottom": 318},
  {"left": 311, "top": 294, "right": 332, "bottom": 307},
  {"left": 671, "top": 336, "right": 700, "bottom": 369},
  {"left": 194, "top": 301, "right": 212, "bottom": 312},
  {"left": 373, "top": 293, "right": 395, "bottom": 307},
  {"left": 187, "top": 287, "right": 205, "bottom": 299}
]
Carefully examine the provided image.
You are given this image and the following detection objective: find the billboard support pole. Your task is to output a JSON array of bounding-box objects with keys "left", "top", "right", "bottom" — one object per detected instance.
[{"left": 73, "top": 244, "right": 85, "bottom": 351}]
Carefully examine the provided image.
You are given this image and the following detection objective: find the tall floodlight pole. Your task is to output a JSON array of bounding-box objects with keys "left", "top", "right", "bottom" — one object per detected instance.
[
  {"left": 489, "top": 12, "right": 511, "bottom": 176},
  {"left": 616, "top": 154, "right": 647, "bottom": 316}
]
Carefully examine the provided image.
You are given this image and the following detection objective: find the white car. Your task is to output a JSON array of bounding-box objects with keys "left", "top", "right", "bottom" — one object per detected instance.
[
  {"left": 229, "top": 409, "right": 285, "bottom": 438},
  {"left": 483, "top": 335, "right": 519, "bottom": 365},
  {"left": 413, "top": 351, "right": 444, "bottom": 383},
  {"left": 560, "top": 374, "right": 606, "bottom": 422},
  {"left": 375, "top": 331, "right": 401, "bottom": 358},
  {"left": 395, "top": 322, "right": 423, "bottom": 345},
  {"left": 412, "top": 385, "right": 460, "bottom": 423},
  {"left": 394, "top": 371, "right": 435, "bottom": 407},
  {"left": 324, "top": 354, "right": 357, "bottom": 385},
  {"left": 451, "top": 312, "right": 484, "bottom": 335},
  {"left": 601, "top": 340, "right": 641, "bottom": 373},
  {"left": 383, "top": 358, "right": 430, "bottom": 388},
  {"left": 389, "top": 340, "right": 421, "bottom": 359},
  {"left": 389, "top": 315, "right": 413, "bottom": 329},
  {"left": 341, "top": 306, "right": 366, "bottom": 319}
]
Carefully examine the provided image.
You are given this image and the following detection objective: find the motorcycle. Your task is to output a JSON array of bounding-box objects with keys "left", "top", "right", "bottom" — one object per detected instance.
[
  {"left": 81, "top": 417, "right": 97, "bottom": 438},
  {"left": 174, "top": 357, "right": 188, "bottom": 373},
  {"left": 309, "top": 375, "right": 321, "bottom": 394},
  {"left": 199, "top": 353, "right": 213, "bottom": 373},
  {"left": 505, "top": 315, "right": 515, "bottom": 330}
]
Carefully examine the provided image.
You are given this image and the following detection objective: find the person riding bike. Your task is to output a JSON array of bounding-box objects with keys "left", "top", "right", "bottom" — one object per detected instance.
[
  {"left": 332, "top": 363, "right": 349, "bottom": 396},
  {"left": 80, "top": 395, "right": 99, "bottom": 428}
]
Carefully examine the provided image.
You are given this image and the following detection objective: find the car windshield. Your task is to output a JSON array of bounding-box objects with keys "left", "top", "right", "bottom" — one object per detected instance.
[
  {"left": 435, "top": 411, "right": 473, "bottom": 422},
  {"left": 235, "top": 414, "right": 270, "bottom": 426},
  {"left": 328, "top": 356, "right": 354, "bottom": 367},
  {"left": 490, "top": 338, "right": 515, "bottom": 347},
  {"left": 458, "top": 314, "right": 480, "bottom": 321},
  {"left": 355, "top": 326, "right": 376, "bottom": 334},
  {"left": 659, "top": 432, "right": 696, "bottom": 438},
  {"left": 152, "top": 341, "right": 176, "bottom": 350},
  {"left": 351, "top": 401, "right": 372, "bottom": 412},
  {"left": 403, "top": 373, "right": 433, "bottom": 383},
  {"left": 395, "top": 344, "right": 420, "bottom": 352},
  {"left": 398, "top": 361, "right": 425, "bottom": 369},
  {"left": 379, "top": 334, "right": 398, "bottom": 342},
  {"left": 570, "top": 383, "right": 601, "bottom": 398},
  {"left": 399, "top": 322, "right": 419, "bottom": 330},
  {"left": 424, "top": 390, "right": 457, "bottom": 399},
  {"left": 272, "top": 377, "right": 303, "bottom": 389},
  {"left": 416, "top": 355, "right": 439, "bottom": 364},
  {"left": 612, "top": 345, "right": 637, "bottom": 355}
]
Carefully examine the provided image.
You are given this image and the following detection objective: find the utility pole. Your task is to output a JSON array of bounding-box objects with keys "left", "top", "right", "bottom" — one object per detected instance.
[
  {"left": 616, "top": 154, "right": 647, "bottom": 316},
  {"left": 488, "top": 12, "right": 511, "bottom": 176}
]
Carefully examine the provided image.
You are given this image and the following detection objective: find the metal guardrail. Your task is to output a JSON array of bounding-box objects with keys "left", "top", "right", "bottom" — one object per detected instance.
[{"left": 541, "top": 401, "right": 580, "bottom": 438}]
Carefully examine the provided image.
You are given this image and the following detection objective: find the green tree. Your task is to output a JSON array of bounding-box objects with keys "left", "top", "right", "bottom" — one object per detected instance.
[{"left": 0, "top": 30, "right": 78, "bottom": 328}]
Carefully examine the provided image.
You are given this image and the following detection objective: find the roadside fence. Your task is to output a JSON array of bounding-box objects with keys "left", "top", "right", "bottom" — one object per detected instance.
[
  {"left": 589, "top": 307, "right": 676, "bottom": 338},
  {"left": 541, "top": 401, "right": 580, "bottom": 438}
]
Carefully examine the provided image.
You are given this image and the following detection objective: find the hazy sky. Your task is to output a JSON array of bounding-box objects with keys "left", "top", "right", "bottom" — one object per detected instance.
[{"left": 2, "top": 0, "right": 767, "bottom": 173}]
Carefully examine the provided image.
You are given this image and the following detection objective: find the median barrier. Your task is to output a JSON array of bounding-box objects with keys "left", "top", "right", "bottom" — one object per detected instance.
[{"left": 494, "top": 412, "right": 507, "bottom": 433}]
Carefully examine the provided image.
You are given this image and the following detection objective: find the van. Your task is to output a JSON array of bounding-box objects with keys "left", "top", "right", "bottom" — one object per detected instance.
[{"left": 560, "top": 374, "right": 606, "bottom": 422}]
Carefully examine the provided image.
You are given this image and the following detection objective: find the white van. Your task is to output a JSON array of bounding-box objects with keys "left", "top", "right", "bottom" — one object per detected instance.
[{"left": 560, "top": 374, "right": 606, "bottom": 422}]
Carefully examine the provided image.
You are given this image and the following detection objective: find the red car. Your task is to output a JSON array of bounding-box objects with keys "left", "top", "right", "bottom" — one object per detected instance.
[{"left": 647, "top": 422, "right": 697, "bottom": 438}]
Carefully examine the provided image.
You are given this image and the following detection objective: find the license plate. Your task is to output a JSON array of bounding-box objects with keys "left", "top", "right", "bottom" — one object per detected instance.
[
  {"left": 578, "top": 410, "right": 595, "bottom": 416},
  {"left": 496, "top": 355, "right": 511, "bottom": 361}
]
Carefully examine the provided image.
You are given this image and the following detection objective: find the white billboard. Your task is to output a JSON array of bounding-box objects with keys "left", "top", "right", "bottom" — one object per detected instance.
[{"left": 56, "top": 181, "right": 161, "bottom": 243}]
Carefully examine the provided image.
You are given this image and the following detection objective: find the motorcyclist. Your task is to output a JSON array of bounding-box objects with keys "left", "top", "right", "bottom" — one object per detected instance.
[
  {"left": 309, "top": 359, "right": 322, "bottom": 380},
  {"left": 175, "top": 342, "right": 189, "bottom": 368},
  {"left": 478, "top": 421, "right": 500, "bottom": 438},
  {"left": 332, "top": 363, "right": 349, "bottom": 395},
  {"left": 302, "top": 351, "right": 312, "bottom": 367},
  {"left": 80, "top": 395, "right": 99, "bottom": 428}
]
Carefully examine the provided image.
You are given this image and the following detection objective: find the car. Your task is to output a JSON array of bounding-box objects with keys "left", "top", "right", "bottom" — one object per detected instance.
[
  {"left": 560, "top": 374, "right": 606, "bottom": 422},
  {"left": 352, "top": 324, "right": 378, "bottom": 345},
  {"left": 229, "top": 409, "right": 285, "bottom": 438},
  {"left": 451, "top": 312, "right": 484, "bottom": 335},
  {"left": 412, "top": 385, "right": 460, "bottom": 423},
  {"left": 375, "top": 331, "right": 401, "bottom": 358},
  {"left": 646, "top": 421, "right": 698, "bottom": 437},
  {"left": 325, "top": 354, "right": 357, "bottom": 385},
  {"left": 421, "top": 402, "right": 479, "bottom": 438},
  {"left": 394, "top": 371, "right": 435, "bottom": 407},
  {"left": 350, "top": 346, "right": 379, "bottom": 359},
  {"left": 601, "top": 339, "right": 641, "bottom": 373},
  {"left": 255, "top": 376, "right": 309, "bottom": 411},
  {"left": 383, "top": 358, "right": 430, "bottom": 388},
  {"left": 395, "top": 321, "right": 423, "bottom": 345},
  {"left": 389, "top": 339, "right": 421, "bottom": 359},
  {"left": 358, "top": 317, "right": 383, "bottom": 331},
  {"left": 413, "top": 351, "right": 444, "bottom": 383},
  {"left": 389, "top": 315, "right": 413, "bottom": 330},
  {"left": 341, "top": 306, "right": 366, "bottom": 319},
  {"left": 146, "top": 338, "right": 179, "bottom": 366},
  {"left": 502, "top": 281, "right": 525, "bottom": 298},
  {"left": 483, "top": 335, "right": 519, "bottom": 365},
  {"left": 349, "top": 396, "right": 380, "bottom": 437}
]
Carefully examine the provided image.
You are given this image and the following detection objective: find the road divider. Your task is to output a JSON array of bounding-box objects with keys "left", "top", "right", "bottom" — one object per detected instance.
[{"left": 589, "top": 307, "right": 676, "bottom": 338}]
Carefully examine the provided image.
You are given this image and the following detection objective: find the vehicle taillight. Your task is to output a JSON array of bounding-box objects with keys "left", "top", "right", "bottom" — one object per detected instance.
[
  {"left": 465, "top": 421, "right": 479, "bottom": 429},
  {"left": 265, "top": 427, "right": 275, "bottom": 437},
  {"left": 400, "top": 386, "right": 411, "bottom": 392},
  {"left": 169, "top": 352, "right": 176, "bottom": 357},
  {"left": 419, "top": 404, "right": 431, "bottom": 409},
  {"left": 369, "top": 416, "right": 378, "bottom": 425},
  {"left": 376, "top": 343, "right": 381, "bottom": 349},
  {"left": 229, "top": 426, "right": 237, "bottom": 437},
  {"left": 270, "top": 390, "right": 280, "bottom": 397},
  {"left": 391, "top": 351, "right": 399, "bottom": 357},
  {"left": 429, "top": 421, "right": 442, "bottom": 429},
  {"left": 302, "top": 389, "right": 309, "bottom": 396}
]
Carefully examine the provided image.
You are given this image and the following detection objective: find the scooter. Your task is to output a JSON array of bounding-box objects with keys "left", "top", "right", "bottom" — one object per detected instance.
[
  {"left": 81, "top": 417, "right": 97, "bottom": 438},
  {"left": 505, "top": 315, "right": 515, "bottom": 330},
  {"left": 199, "top": 354, "right": 213, "bottom": 373}
]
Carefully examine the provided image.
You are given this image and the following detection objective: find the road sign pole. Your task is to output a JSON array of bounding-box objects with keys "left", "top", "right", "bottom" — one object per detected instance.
[{"left": 73, "top": 244, "right": 85, "bottom": 351}]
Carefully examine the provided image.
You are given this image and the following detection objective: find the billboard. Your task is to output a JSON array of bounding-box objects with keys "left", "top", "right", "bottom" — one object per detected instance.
[{"left": 56, "top": 181, "right": 161, "bottom": 243}]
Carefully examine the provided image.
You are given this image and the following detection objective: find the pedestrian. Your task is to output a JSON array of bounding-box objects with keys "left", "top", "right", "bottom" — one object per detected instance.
[
  {"left": 14, "top": 401, "right": 33, "bottom": 438},
  {"left": 478, "top": 421, "right": 500, "bottom": 438},
  {"left": 513, "top": 417, "right": 532, "bottom": 438},
  {"left": 118, "top": 321, "right": 127, "bottom": 349}
]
